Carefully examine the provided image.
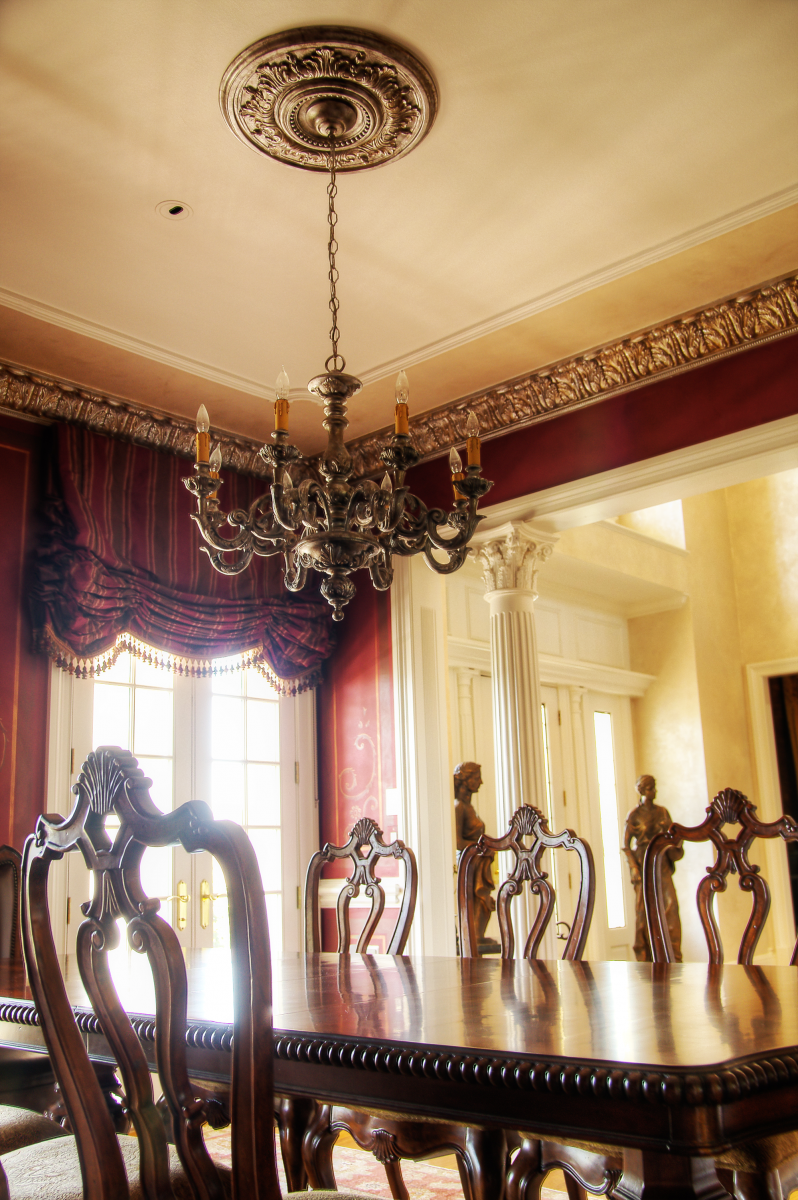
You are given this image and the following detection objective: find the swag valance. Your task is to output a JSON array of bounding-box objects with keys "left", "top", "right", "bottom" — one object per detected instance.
[{"left": 30, "top": 423, "right": 335, "bottom": 692}]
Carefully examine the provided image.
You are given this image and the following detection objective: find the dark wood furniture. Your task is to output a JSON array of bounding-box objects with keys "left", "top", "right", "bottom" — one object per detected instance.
[
  {"left": 644, "top": 786, "right": 798, "bottom": 1197},
  {"left": 0, "top": 846, "right": 60, "bottom": 1119},
  {"left": 302, "top": 818, "right": 442, "bottom": 1200},
  {"left": 0, "top": 746, "right": 375, "bottom": 1200},
  {"left": 458, "top": 805, "right": 612, "bottom": 1200},
  {"left": 457, "top": 804, "right": 595, "bottom": 962},
  {"left": 2, "top": 952, "right": 798, "bottom": 1197}
]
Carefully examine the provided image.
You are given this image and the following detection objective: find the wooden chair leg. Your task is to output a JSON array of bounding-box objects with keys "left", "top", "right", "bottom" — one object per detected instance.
[
  {"left": 563, "top": 1177, "right": 588, "bottom": 1200},
  {"left": 459, "top": 1127, "right": 508, "bottom": 1200},
  {"left": 730, "top": 1170, "right": 782, "bottom": 1200},
  {"left": 302, "top": 1102, "right": 338, "bottom": 1191}
]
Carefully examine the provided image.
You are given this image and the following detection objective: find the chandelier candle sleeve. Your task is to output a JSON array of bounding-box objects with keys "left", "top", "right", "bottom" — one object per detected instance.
[
  {"left": 196, "top": 405, "right": 210, "bottom": 464},
  {"left": 209, "top": 444, "right": 221, "bottom": 499},
  {"left": 466, "top": 410, "right": 481, "bottom": 466},
  {"left": 275, "top": 366, "right": 290, "bottom": 432},
  {"left": 394, "top": 370, "right": 410, "bottom": 435}
]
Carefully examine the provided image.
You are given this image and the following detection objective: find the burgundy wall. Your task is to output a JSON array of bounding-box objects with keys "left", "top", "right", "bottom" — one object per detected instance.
[
  {"left": 315, "top": 583, "right": 398, "bottom": 951},
  {"left": 410, "top": 334, "right": 798, "bottom": 510},
  {"left": 0, "top": 415, "right": 50, "bottom": 850}
]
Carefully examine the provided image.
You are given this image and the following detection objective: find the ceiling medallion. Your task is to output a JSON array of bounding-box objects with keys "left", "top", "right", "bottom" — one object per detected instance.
[
  {"left": 186, "top": 29, "right": 491, "bottom": 622},
  {"left": 219, "top": 26, "right": 438, "bottom": 172}
]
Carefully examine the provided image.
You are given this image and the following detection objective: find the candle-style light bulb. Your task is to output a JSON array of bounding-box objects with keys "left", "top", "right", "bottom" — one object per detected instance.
[
  {"left": 209, "top": 444, "right": 222, "bottom": 473},
  {"left": 395, "top": 370, "right": 409, "bottom": 404},
  {"left": 465, "top": 408, "right": 481, "bottom": 466},
  {"left": 274, "top": 367, "right": 290, "bottom": 432},
  {"left": 449, "top": 447, "right": 463, "bottom": 474},
  {"left": 195, "top": 404, "right": 210, "bottom": 463},
  {"left": 282, "top": 469, "right": 293, "bottom": 490},
  {"left": 381, "top": 472, "right": 392, "bottom": 492},
  {"left": 394, "top": 369, "right": 410, "bottom": 435}
]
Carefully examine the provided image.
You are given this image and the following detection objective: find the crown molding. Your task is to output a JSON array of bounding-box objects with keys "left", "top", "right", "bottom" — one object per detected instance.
[
  {"left": 1, "top": 271, "right": 795, "bottom": 484},
  {"left": 0, "top": 360, "right": 269, "bottom": 477},
  {"left": 347, "top": 272, "right": 798, "bottom": 476}
]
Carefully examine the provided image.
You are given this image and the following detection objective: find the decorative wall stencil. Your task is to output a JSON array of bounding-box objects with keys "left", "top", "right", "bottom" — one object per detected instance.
[{"left": 338, "top": 722, "right": 379, "bottom": 827}]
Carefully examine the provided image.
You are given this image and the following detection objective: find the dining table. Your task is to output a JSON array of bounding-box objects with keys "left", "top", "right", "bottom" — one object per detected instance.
[{"left": 0, "top": 950, "right": 797, "bottom": 1198}]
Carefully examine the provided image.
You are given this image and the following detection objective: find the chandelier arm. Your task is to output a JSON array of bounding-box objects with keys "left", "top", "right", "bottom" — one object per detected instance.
[
  {"left": 201, "top": 543, "right": 256, "bottom": 575},
  {"left": 423, "top": 543, "right": 470, "bottom": 575},
  {"left": 368, "top": 552, "right": 394, "bottom": 591},
  {"left": 271, "top": 484, "right": 302, "bottom": 532},
  {"left": 424, "top": 506, "right": 482, "bottom": 552},
  {"left": 283, "top": 548, "right": 309, "bottom": 593}
]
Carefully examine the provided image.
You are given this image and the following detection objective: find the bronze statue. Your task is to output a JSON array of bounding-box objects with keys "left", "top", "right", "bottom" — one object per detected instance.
[
  {"left": 454, "top": 762, "right": 499, "bottom": 952},
  {"left": 624, "top": 774, "right": 683, "bottom": 962}
]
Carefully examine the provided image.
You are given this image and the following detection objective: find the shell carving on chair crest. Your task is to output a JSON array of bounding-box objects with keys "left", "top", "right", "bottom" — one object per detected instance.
[
  {"left": 709, "top": 788, "right": 749, "bottom": 827},
  {"left": 351, "top": 817, "right": 382, "bottom": 845},
  {"left": 512, "top": 805, "right": 545, "bottom": 837},
  {"left": 74, "top": 748, "right": 131, "bottom": 815}
]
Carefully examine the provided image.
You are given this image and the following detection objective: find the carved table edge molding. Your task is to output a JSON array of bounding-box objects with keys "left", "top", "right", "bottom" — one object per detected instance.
[
  {"left": 0, "top": 272, "right": 795, "bottom": 480},
  {"left": 2, "top": 999, "right": 797, "bottom": 1108},
  {"left": 347, "top": 271, "right": 798, "bottom": 476}
]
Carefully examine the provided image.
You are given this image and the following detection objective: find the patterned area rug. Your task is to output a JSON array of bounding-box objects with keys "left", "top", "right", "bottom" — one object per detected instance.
[{"left": 203, "top": 1128, "right": 567, "bottom": 1198}]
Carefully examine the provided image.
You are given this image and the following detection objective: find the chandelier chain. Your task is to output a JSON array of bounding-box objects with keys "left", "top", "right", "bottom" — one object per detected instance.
[{"left": 325, "top": 135, "right": 345, "bottom": 373}]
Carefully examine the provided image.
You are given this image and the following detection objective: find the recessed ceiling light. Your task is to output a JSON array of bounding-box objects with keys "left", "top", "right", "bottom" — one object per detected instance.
[{"left": 156, "top": 200, "right": 192, "bottom": 220}]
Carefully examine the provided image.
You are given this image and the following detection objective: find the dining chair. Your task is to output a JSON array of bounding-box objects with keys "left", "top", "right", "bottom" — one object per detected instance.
[
  {"left": 0, "top": 746, "right": 382, "bottom": 1200},
  {"left": 0, "top": 845, "right": 70, "bottom": 1155},
  {"left": 459, "top": 805, "right": 621, "bottom": 1200},
  {"left": 301, "top": 820, "right": 511, "bottom": 1200},
  {"left": 276, "top": 817, "right": 418, "bottom": 1189},
  {"left": 644, "top": 786, "right": 798, "bottom": 1199}
]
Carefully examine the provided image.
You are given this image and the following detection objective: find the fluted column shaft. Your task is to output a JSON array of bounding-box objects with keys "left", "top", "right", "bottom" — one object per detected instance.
[{"left": 475, "top": 524, "right": 558, "bottom": 833}]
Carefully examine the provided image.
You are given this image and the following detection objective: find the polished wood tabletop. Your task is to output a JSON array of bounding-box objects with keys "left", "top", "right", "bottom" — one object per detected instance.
[{"left": 1, "top": 952, "right": 797, "bottom": 1168}]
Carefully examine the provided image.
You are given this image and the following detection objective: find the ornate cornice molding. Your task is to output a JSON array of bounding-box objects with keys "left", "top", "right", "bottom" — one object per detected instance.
[
  {"left": 347, "top": 272, "right": 798, "bottom": 477},
  {"left": 1, "top": 273, "right": 795, "bottom": 482},
  {"left": 0, "top": 363, "right": 270, "bottom": 478}
]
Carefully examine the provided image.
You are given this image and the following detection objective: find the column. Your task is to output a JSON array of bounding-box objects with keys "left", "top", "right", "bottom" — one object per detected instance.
[
  {"left": 474, "top": 523, "right": 558, "bottom": 833},
  {"left": 455, "top": 668, "right": 479, "bottom": 766}
]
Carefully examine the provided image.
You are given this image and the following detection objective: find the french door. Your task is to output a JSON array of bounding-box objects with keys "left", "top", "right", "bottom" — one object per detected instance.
[{"left": 46, "top": 650, "right": 318, "bottom": 956}]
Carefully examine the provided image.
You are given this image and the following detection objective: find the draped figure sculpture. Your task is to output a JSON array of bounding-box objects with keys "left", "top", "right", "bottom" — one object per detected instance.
[
  {"left": 454, "top": 762, "right": 499, "bottom": 953},
  {"left": 624, "top": 774, "right": 683, "bottom": 962}
]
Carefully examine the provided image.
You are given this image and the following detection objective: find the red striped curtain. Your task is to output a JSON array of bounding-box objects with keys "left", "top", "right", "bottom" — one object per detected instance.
[{"left": 29, "top": 423, "right": 335, "bottom": 692}]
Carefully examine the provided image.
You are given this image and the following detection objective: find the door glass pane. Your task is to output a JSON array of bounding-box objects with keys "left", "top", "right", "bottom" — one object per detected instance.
[
  {"left": 541, "top": 703, "right": 553, "bottom": 814},
  {"left": 593, "top": 712, "right": 625, "bottom": 929},
  {"left": 210, "top": 664, "right": 281, "bottom": 952},
  {"left": 92, "top": 684, "right": 131, "bottom": 748}
]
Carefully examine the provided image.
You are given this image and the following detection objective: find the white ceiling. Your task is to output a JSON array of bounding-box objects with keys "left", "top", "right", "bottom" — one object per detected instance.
[{"left": 0, "top": 0, "right": 796, "bottom": 454}]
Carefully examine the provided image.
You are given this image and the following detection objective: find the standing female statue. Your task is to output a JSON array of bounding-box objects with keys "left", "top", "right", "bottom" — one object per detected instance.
[
  {"left": 454, "top": 762, "right": 498, "bottom": 951},
  {"left": 624, "top": 774, "right": 683, "bottom": 961}
]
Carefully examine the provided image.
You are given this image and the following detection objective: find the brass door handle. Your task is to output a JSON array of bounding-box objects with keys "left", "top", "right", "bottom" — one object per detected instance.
[
  {"left": 155, "top": 881, "right": 190, "bottom": 931},
  {"left": 200, "top": 879, "right": 226, "bottom": 930}
]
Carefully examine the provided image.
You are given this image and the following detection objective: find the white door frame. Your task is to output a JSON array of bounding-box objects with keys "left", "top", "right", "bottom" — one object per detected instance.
[{"left": 745, "top": 657, "right": 798, "bottom": 960}]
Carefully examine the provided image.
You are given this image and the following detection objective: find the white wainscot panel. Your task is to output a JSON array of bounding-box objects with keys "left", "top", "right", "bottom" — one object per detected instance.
[
  {"left": 534, "top": 604, "right": 562, "bottom": 656},
  {"left": 466, "top": 587, "right": 490, "bottom": 643},
  {"left": 575, "top": 615, "right": 626, "bottom": 667}
]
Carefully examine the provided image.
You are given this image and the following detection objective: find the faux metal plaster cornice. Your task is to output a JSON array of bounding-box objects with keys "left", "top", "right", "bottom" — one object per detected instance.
[
  {"left": 347, "top": 272, "right": 798, "bottom": 478},
  {"left": 0, "top": 273, "right": 795, "bottom": 480},
  {"left": 0, "top": 364, "right": 270, "bottom": 478}
]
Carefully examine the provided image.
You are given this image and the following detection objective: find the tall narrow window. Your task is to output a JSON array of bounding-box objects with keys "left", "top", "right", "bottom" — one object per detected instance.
[
  {"left": 593, "top": 711, "right": 625, "bottom": 929},
  {"left": 211, "top": 660, "right": 282, "bottom": 952},
  {"left": 540, "top": 702, "right": 553, "bottom": 815},
  {"left": 92, "top": 652, "right": 174, "bottom": 920}
]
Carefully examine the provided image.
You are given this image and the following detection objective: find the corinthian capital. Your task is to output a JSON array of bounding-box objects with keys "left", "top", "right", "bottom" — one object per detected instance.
[{"left": 473, "top": 522, "right": 558, "bottom": 595}]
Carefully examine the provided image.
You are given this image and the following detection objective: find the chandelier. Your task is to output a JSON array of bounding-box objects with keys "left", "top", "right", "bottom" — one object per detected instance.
[{"left": 185, "top": 27, "right": 492, "bottom": 621}]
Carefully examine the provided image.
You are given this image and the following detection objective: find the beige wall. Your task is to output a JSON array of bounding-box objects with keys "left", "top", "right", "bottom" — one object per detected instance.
[{"left": 628, "top": 603, "right": 709, "bottom": 962}]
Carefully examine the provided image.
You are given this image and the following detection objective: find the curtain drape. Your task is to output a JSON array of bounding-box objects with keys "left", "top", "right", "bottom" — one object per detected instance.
[{"left": 29, "top": 423, "right": 336, "bottom": 692}]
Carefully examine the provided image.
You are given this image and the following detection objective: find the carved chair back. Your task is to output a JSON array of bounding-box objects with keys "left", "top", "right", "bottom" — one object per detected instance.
[
  {"left": 20, "top": 746, "right": 278, "bottom": 1200},
  {"left": 644, "top": 787, "right": 798, "bottom": 965},
  {"left": 457, "top": 805, "right": 595, "bottom": 961},
  {"left": 304, "top": 817, "right": 417, "bottom": 954},
  {"left": 0, "top": 845, "right": 22, "bottom": 961}
]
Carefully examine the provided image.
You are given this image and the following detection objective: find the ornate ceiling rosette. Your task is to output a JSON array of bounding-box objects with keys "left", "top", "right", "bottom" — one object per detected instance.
[{"left": 220, "top": 26, "right": 438, "bottom": 172}]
